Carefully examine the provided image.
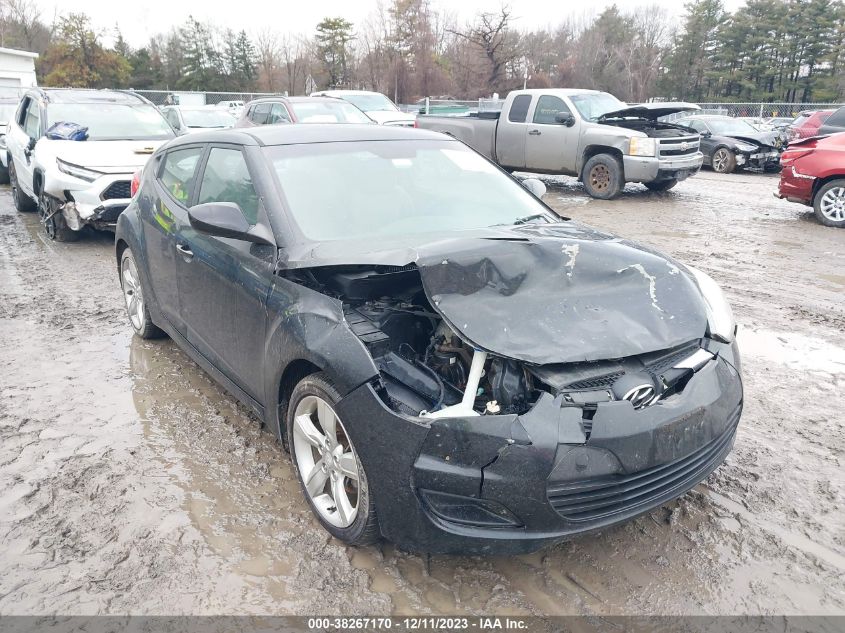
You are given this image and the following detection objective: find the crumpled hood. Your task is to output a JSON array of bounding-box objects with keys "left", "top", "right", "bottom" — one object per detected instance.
[
  {"left": 727, "top": 132, "right": 780, "bottom": 148},
  {"left": 295, "top": 223, "right": 709, "bottom": 365},
  {"left": 35, "top": 139, "right": 167, "bottom": 173},
  {"left": 598, "top": 102, "right": 700, "bottom": 121}
]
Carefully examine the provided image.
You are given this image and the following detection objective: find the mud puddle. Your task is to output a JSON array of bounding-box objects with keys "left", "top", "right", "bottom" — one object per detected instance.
[{"left": 1, "top": 174, "right": 844, "bottom": 616}]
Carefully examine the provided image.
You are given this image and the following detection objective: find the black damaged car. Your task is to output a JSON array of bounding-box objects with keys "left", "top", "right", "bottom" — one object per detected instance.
[
  {"left": 677, "top": 115, "right": 782, "bottom": 173},
  {"left": 115, "top": 125, "right": 743, "bottom": 554}
]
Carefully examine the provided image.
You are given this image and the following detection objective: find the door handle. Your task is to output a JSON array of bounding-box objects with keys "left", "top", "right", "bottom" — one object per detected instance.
[
  {"left": 528, "top": 129, "right": 541, "bottom": 136},
  {"left": 176, "top": 243, "right": 194, "bottom": 261}
]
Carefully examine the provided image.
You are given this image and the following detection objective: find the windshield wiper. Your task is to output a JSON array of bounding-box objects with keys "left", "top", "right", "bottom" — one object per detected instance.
[{"left": 513, "top": 213, "right": 552, "bottom": 225}]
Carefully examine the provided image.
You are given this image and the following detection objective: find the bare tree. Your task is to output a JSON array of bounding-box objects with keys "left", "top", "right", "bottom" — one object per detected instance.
[{"left": 448, "top": 6, "right": 521, "bottom": 93}]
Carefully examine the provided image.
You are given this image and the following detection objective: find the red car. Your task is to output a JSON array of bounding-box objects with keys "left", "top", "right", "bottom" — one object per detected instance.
[
  {"left": 777, "top": 132, "right": 845, "bottom": 227},
  {"left": 787, "top": 110, "right": 834, "bottom": 142}
]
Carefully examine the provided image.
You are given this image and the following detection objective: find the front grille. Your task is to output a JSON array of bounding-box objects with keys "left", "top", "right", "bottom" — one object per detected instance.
[
  {"left": 94, "top": 205, "right": 128, "bottom": 224},
  {"left": 643, "top": 343, "right": 701, "bottom": 376},
  {"left": 101, "top": 180, "right": 131, "bottom": 200},
  {"left": 567, "top": 372, "right": 624, "bottom": 390},
  {"left": 658, "top": 136, "right": 700, "bottom": 157},
  {"left": 547, "top": 404, "right": 741, "bottom": 523}
]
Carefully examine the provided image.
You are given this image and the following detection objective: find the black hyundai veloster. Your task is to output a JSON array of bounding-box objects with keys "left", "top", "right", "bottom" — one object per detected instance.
[{"left": 115, "top": 124, "right": 742, "bottom": 554}]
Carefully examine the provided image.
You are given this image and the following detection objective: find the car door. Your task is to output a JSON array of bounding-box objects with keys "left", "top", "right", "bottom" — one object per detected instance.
[
  {"left": 175, "top": 145, "right": 275, "bottom": 401},
  {"left": 495, "top": 94, "right": 531, "bottom": 169},
  {"left": 524, "top": 94, "right": 579, "bottom": 173},
  {"left": 9, "top": 96, "right": 41, "bottom": 195},
  {"left": 686, "top": 119, "right": 715, "bottom": 160},
  {"left": 141, "top": 144, "right": 207, "bottom": 335},
  {"left": 267, "top": 102, "right": 292, "bottom": 125}
]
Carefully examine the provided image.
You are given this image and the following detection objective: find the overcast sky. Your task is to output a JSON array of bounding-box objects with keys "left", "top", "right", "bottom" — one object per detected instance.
[{"left": 36, "top": 0, "right": 748, "bottom": 47}]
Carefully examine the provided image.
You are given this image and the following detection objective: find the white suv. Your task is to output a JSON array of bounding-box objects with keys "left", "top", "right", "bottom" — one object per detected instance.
[
  {"left": 6, "top": 88, "right": 175, "bottom": 241},
  {"left": 310, "top": 90, "right": 415, "bottom": 127}
]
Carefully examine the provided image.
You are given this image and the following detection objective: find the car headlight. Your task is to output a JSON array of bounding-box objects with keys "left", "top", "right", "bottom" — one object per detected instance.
[
  {"left": 56, "top": 158, "right": 104, "bottom": 183},
  {"left": 687, "top": 266, "right": 736, "bottom": 343},
  {"left": 734, "top": 142, "right": 757, "bottom": 153},
  {"left": 628, "top": 137, "right": 656, "bottom": 157}
]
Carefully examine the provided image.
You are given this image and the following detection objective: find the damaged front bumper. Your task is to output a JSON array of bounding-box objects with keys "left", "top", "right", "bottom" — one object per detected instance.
[
  {"left": 736, "top": 150, "right": 780, "bottom": 170},
  {"left": 43, "top": 171, "right": 135, "bottom": 232},
  {"left": 336, "top": 341, "right": 742, "bottom": 554}
]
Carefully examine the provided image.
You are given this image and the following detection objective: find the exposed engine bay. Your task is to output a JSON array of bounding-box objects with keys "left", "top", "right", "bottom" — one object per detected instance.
[
  {"left": 600, "top": 119, "right": 695, "bottom": 137},
  {"left": 289, "top": 263, "right": 714, "bottom": 424}
]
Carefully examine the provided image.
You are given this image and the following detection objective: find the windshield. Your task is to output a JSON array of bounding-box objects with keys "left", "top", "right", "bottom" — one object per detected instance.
[
  {"left": 47, "top": 103, "right": 175, "bottom": 140},
  {"left": 291, "top": 101, "right": 373, "bottom": 123},
  {"left": 0, "top": 104, "right": 16, "bottom": 124},
  {"left": 265, "top": 140, "right": 553, "bottom": 241},
  {"left": 181, "top": 109, "right": 235, "bottom": 128},
  {"left": 707, "top": 118, "right": 759, "bottom": 135},
  {"left": 569, "top": 93, "right": 626, "bottom": 120},
  {"left": 340, "top": 94, "right": 398, "bottom": 113}
]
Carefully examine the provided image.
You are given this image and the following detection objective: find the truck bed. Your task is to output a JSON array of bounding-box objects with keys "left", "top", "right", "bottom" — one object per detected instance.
[{"left": 415, "top": 114, "right": 499, "bottom": 160}]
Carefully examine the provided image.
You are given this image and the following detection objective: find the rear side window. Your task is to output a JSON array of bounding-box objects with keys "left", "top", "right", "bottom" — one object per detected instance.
[
  {"left": 824, "top": 107, "right": 845, "bottom": 126},
  {"left": 197, "top": 148, "right": 259, "bottom": 224},
  {"left": 508, "top": 95, "right": 531, "bottom": 123},
  {"left": 533, "top": 95, "right": 571, "bottom": 125},
  {"left": 159, "top": 146, "right": 204, "bottom": 204},
  {"left": 268, "top": 103, "right": 291, "bottom": 124},
  {"left": 249, "top": 103, "right": 271, "bottom": 125}
]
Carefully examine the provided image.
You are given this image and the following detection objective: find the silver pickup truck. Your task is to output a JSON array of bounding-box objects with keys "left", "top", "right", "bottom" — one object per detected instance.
[{"left": 415, "top": 89, "right": 704, "bottom": 199}]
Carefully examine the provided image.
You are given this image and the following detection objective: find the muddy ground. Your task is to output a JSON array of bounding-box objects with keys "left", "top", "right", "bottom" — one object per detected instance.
[{"left": 0, "top": 170, "right": 843, "bottom": 616}]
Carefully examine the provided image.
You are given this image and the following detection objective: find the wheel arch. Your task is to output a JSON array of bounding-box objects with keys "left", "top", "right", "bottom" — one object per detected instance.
[
  {"left": 580, "top": 145, "right": 624, "bottom": 179},
  {"left": 812, "top": 174, "right": 845, "bottom": 198}
]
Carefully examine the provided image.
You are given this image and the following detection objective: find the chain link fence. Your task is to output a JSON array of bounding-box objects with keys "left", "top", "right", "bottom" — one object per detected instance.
[
  {"left": 132, "top": 89, "right": 283, "bottom": 106},
  {"left": 663, "top": 102, "right": 843, "bottom": 122}
]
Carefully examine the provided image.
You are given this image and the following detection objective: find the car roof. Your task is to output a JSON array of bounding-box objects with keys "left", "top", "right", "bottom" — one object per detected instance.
[
  {"left": 246, "top": 96, "right": 341, "bottom": 106},
  {"left": 36, "top": 88, "right": 148, "bottom": 105},
  {"left": 165, "top": 123, "right": 447, "bottom": 149}
]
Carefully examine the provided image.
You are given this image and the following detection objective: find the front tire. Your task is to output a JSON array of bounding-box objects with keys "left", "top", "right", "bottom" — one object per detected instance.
[
  {"left": 645, "top": 179, "right": 678, "bottom": 192},
  {"left": 287, "top": 372, "right": 380, "bottom": 546},
  {"left": 38, "top": 190, "right": 80, "bottom": 242},
  {"left": 711, "top": 147, "right": 737, "bottom": 174},
  {"left": 9, "top": 160, "right": 36, "bottom": 212},
  {"left": 120, "top": 248, "right": 164, "bottom": 338},
  {"left": 813, "top": 179, "right": 845, "bottom": 228},
  {"left": 582, "top": 153, "right": 624, "bottom": 199},
  {"left": 0, "top": 161, "right": 9, "bottom": 185}
]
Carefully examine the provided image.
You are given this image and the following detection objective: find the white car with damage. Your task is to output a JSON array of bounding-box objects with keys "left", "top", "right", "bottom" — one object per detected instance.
[{"left": 6, "top": 88, "right": 175, "bottom": 241}]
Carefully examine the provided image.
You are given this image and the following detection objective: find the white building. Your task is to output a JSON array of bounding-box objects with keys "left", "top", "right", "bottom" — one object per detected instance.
[{"left": 0, "top": 47, "right": 38, "bottom": 90}]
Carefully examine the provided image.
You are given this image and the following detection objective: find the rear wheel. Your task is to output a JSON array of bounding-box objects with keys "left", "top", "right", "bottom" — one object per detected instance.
[
  {"left": 813, "top": 180, "right": 845, "bottom": 228},
  {"left": 645, "top": 179, "right": 678, "bottom": 192},
  {"left": 711, "top": 147, "right": 737, "bottom": 174},
  {"left": 9, "top": 160, "right": 36, "bottom": 212},
  {"left": 38, "top": 190, "right": 79, "bottom": 242},
  {"left": 582, "top": 153, "right": 623, "bottom": 199},
  {"left": 0, "top": 161, "right": 9, "bottom": 185},
  {"left": 287, "top": 372, "right": 380, "bottom": 546}
]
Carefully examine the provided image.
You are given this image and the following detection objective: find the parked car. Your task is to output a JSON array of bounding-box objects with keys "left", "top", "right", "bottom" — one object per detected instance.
[
  {"left": 162, "top": 106, "right": 235, "bottom": 134},
  {"left": 416, "top": 89, "right": 703, "bottom": 199},
  {"left": 0, "top": 96, "right": 21, "bottom": 184},
  {"left": 115, "top": 124, "right": 743, "bottom": 554},
  {"left": 777, "top": 132, "right": 845, "bottom": 228},
  {"left": 6, "top": 88, "right": 175, "bottom": 241},
  {"left": 215, "top": 100, "right": 245, "bottom": 118},
  {"left": 788, "top": 110, "right": 834, "bottom": 141},
  {"left": 817, "top": 105, "right": 845, "bottom": 136},
  {"left": 676, "top": 115, "right": 782, "bottom": 173},
  {"left": 236, "top": 96, "right": 373, "bottom": 127},
  {"left": 310, "top": 90, "right": 416, "bottom": 127},
  {"left": 760, "top": 117, "right": 793, "bottom": 132}
]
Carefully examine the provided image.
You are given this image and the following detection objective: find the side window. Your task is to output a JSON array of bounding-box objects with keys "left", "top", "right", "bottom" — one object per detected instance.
[
  {"left": 686, "top": 119, "right": 706, "bottom": 133},
  {"left": 16, "top": 98, "right": 29, "bottom": 126},
  {"left": 158, "top": 146, "right": 204, "bottom": 205},
  {"left": 268, "top": 103, "right": 290, "bottom": 124},
  {"left": 532, "top": 96, "right": 571, "bottom": 125},
  {"left": 197, "top": 148, "right": 259, "bottom": 224},
  {"left": 23, "top": 100, "right": 41, "bottom": 138},
  {"left": 826, "top": 107, "right": 845, "bottom": 126},
  {"left": 250, "top": 103, "right": 271, "bottom": 125},
  {"left": 508, "top": 95, "right": 532, "bottom": 123}
]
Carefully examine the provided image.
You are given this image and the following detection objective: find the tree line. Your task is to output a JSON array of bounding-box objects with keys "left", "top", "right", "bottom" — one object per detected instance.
[{"left": 0, "top": 0, "right": 842, "bottom": 103}]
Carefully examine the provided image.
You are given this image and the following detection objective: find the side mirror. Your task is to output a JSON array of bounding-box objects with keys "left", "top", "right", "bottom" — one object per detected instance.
[
  {"left": 702, "top": 131, "right": 712, "bottom": 138},
  {"left": 554, "top": 112, "right": 576, "bottom": 127},
  {"left": 188, "top": 202, "right": 274, "bottom": 245},
  {"left": 522, "top": 177, "right": 547, "bottom": 198},
  {"left": 27, "top": 137, "right": 36, "bottom": 151}
]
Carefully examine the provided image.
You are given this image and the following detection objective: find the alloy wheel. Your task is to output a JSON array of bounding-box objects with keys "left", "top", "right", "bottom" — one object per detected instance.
[
  {"left": 589, "top": 164, "right": 610, "bottom": 192},
  {"left": 38, "top": 193, "right": 56, "bottom": 239},
  {"left": 121, "top": 255, "right": 145, "bottom": 331},
  {"left": 819, "top": 186, "right": 845, "bottom": 222},
  {"left": 292, "top": 395, "right": 361, "bottom": 528},
  {"left": 712, "top": 149, "right": 730, "bottom": 173}
]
